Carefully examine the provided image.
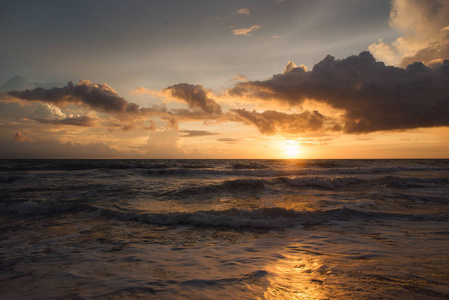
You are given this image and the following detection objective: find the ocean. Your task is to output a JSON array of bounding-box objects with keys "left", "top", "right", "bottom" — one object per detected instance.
[{"left": 1, "top": 159, "right": 449, "bottom": 299}]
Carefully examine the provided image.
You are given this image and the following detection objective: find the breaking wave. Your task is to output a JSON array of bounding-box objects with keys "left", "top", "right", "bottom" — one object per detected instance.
[{"left": 3, "top": 200, "right": 447, "bottom": 229}]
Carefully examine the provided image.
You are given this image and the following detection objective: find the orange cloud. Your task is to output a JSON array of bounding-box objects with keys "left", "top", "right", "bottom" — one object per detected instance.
[
  {"left": 232, "top": 25, "right": 261, "bottom": 36},
  {"left": 130, "top": 86, "right": 153, "bottom": 95},
  {"left": 237, "top": 8, "right": 251, "bottom": 15}
]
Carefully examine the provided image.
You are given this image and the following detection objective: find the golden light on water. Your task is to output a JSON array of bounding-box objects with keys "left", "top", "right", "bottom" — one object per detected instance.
[
  {"left": 264, "top": 254, "right": 330, "bottom": 300},
  {"left": 284, "top": 140, "right": 301, "bottom": 158}
]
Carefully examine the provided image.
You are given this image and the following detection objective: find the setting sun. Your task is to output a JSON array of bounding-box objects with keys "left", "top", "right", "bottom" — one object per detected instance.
[{"left": 284, "top": 140, "right": 301, "bottom": 158}]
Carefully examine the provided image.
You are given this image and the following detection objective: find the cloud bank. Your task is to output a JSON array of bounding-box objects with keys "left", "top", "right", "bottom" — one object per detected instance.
[{"left": 229, "top": 51, "right": 449, "bottom": 134}]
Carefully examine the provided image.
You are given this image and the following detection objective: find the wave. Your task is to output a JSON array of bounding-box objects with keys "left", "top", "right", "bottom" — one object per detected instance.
[
  {"left": 155, "top": 175, "right": 449, "bottom": 200},
  {"left": 98, "top": 206, "right": 449, "bottom": 228},
  {"left": 279, "top": 176, "right": 362, "bottom": 190},
  {"left": 0, "top": 200, "right": 96, "bottom": 215},
  {"left": 157, "top": 179, "right": 267, "bottom": 199},
  {"left": 231, "top": 162, "right": 268, "bottom": 170},
  {"left": 2, "top": 200, "right": 448, "bottom": 228},
  {"left": 300, "top": 160, "right": 343, "bottom": 168},
  {"left": 383, "top": 176, "right": 449, "bottom": 189},
  {"left": 179, "top": 270, "right": 270, "bottom": 287},
  {"left": 2, "top": 160, "right": 448, "bottom": 180},
  {"left": 0, "top": 173, "right": 26, "bottom": 184},
  {"left": 103, "top": 206, "right": 370, "bottom": 228},
  {"left": 143, "top": 165, "right": 449, "bottom": 179}
]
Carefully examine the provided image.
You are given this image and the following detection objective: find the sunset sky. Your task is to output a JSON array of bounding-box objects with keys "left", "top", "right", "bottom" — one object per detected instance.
[{"left": 1, "top": 0, "right": 448, "bottom": 159}]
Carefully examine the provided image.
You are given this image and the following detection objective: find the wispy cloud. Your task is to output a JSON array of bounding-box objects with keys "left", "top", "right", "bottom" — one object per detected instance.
[
  {"left": 237, "top": 8, "right": 251, "bottom": 16},
  {"left": 231, "top": 74, "right": 249, "bottom": 82},
  {"left": 232, "top": 25, "right": 261, "bottom": 36},
  {"left": 14, "top": 132, "right": 35, "bottom": 143},
  {"left": 217, "top": 138, "right": 239, "bottom": 142},
  {"left": 180, "top": 130, "right": 218, "bottom": 137}
]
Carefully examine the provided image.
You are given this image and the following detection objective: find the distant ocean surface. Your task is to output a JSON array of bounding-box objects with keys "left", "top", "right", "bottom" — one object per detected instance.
[{"left": 1, "top": 159, "right": 449, "bottom": 299}]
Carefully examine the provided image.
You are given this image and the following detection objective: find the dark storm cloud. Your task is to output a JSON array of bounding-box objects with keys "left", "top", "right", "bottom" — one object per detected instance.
[
  {"left": 229, "top": 51, "right": 449, "bottom": 133},
  {"left": 232, "top": 109, "right": 326, "bottom": 135},
  {"left": 5, "top": 80, "right": 166, "bottom": 118},
  {"left": 164, "top": 83, "right": 222, "bottom": 114},
  {"left": 31, "top": 116, "right": 97, "bottom": 127},
  {"left": 180, "top": 130, "right": 218, "bottom": 137}
]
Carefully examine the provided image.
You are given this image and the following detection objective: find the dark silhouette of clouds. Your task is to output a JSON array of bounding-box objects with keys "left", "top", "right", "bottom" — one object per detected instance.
[
  {"left": 164, "top": 83, "right": 222, "bottom": 114},
  {"left": 6, "top": 80, "right": 165, "bottom": 117},
  {"left": 232, "top": 109, "right": 326, "bottom": 135},
  {"left": 31, "top": 116, "right": 97, "bottom": 127},
  {"left": 229, "top": 51, "right": 449, "bottom": 133}
]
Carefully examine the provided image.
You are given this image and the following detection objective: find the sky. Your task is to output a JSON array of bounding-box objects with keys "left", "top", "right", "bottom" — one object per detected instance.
[{"left": 0, "top": 0, "right": 448, "bottom": 159}]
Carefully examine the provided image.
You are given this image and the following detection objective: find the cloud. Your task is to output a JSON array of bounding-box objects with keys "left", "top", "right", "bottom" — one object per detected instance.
[
  {"left": 369, "top": 0, "right": 449, "bottom": 67},
  {"left": 144, "top": 120, "right": 157, "bottom": 131},
  {"left": 2, "top": 80, "right": 178, "bottom": 134},
  {"left": 143, "top": 129, "right": 186, "bottom": 159},
  {"left": 228, "top": 51, "right": 449, "bottom": 134},
  {"left": 5, "top": 80, "right": 165, "bottom": 118},
  {"left": 232, "top": 109, "right": 327, "bottom": 135},
  {"left": 237, "top": 8, "right": 251, "bottom": 15},
  {"left": 232, "top": 25, "right": 261, "bottom": 36},
  {"left": 14, "top": 132, "right": 34, "bottom": 143},
  {"left": 1, "top": 135, "right": 120, "bottom": 159},
  {"left": 30, "top": 116, "right": 98, "bottom": 127},
  {"left": 163, "top": 83, "right": 222, "bottom": 114},
  {"left": 30, "top": 103, "right": 67, "bottom": 119},
  {"left": 217, "top": 138, "right": 239, "bottom": 142},
  {"left": 180, "top": 130, "right": 218, "bottom": 137},
  {"left": 231, "top": 74, "right": 249, "bottom": 82},
  {"left": 282, "top": 61, "right": 307, "bottom": 74},
  {"left": 130, "top": 86, "right": 153, "bottom": 95}
]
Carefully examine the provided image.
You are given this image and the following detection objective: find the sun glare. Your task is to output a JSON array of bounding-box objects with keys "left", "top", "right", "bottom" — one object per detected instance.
[{"left": 284, "top": 141, "right": 301, "bottom": 158}]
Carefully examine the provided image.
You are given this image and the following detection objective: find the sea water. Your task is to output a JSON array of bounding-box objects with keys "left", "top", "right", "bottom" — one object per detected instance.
[{"left": 1, "top": 159, "right": 448, "bottom": 299}]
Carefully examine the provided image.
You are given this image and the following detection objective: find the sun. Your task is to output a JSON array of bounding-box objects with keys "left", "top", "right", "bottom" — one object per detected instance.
[{"left": 284, "top": 141, "right": 301, "bottom": 158}]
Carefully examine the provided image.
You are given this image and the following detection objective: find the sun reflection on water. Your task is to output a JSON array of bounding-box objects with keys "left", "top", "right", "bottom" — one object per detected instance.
[{"left": 263, "top": 254, "right": 332, "bottom": 300}]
